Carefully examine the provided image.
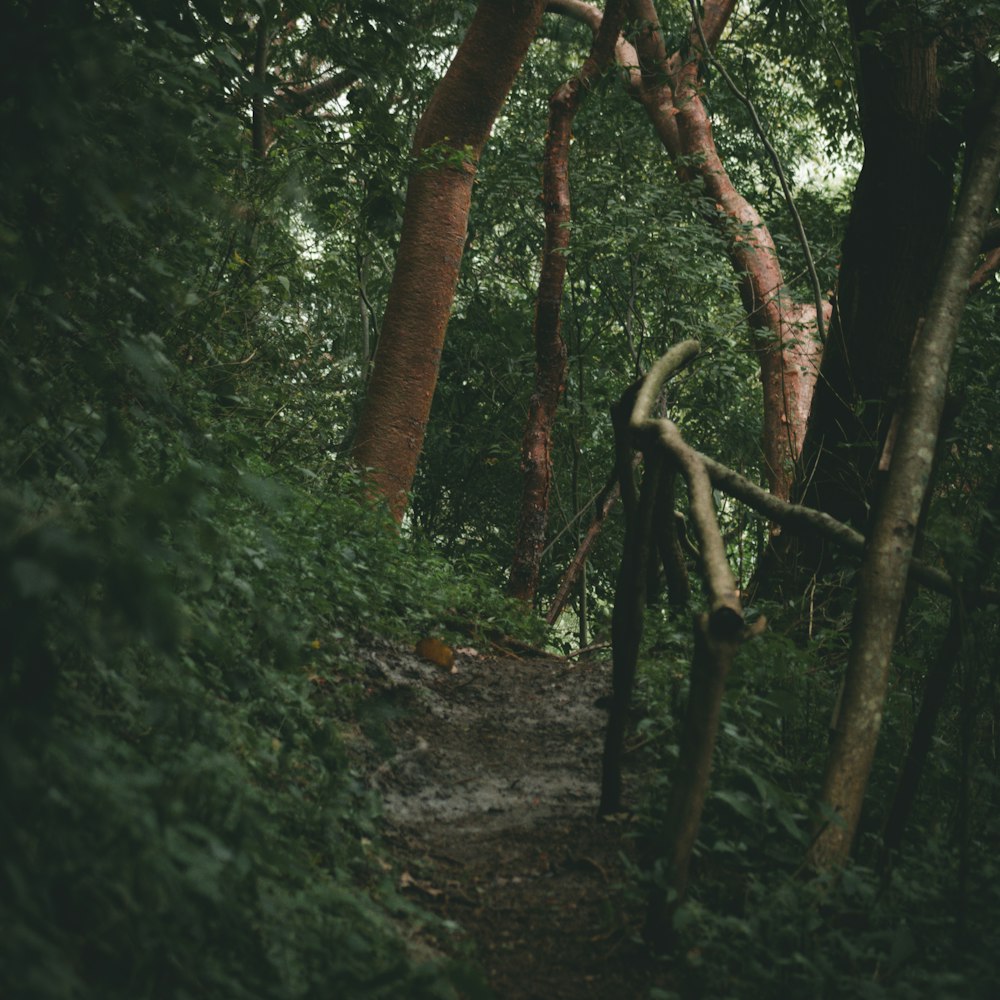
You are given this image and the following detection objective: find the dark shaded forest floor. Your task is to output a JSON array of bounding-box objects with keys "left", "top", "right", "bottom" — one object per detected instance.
[{"left": 353, "top": 642, "right": 674, "bottom": 999}]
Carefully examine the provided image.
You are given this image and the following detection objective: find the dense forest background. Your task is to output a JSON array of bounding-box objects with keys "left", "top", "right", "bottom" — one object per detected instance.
[{"left": 3, "top": 0, "right": 1000, "bottom": 996}]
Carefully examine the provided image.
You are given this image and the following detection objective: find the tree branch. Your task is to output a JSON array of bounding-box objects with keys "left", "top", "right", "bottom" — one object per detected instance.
[
  {"left": 630, "top": 347, "right": 998, "bottom": 605},
  {"left": 687, "top": 0, "right": 826, "bottom": 343},
  {"left": 274, "top": 68, "right": 359, "bottom": 118},
  {"left": 630, "top": 340, "right": 741, "bottom": 627},
  {"left": 969, "top": 244, "right": 1000, "bottom": 292},
  {"left": 698, "top": 452, "right": 1000, "bottom": 604}
]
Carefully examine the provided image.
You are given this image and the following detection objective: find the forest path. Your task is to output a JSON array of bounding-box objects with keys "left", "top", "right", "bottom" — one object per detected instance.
[{"left": 357, "top": 643, "right": 671, "bottom": 999}]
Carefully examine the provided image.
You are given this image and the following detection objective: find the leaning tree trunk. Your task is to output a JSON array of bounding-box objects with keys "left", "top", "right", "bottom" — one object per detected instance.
[
  {"left": 545, "top": 479, "right": 621, "bottom": 625},
  {"left": 630, "top": 0, "right": 825, "bottom": 502},
  {"left": 531, "top": 0, "right": 829, "bottom": 611},
  {"left": 506, "top": 0, "right": 626, "bottom": 602},
  {"left": 807, "top": 83, "right": 1000, "bottom": 870},
  {"left": 351, "top": 0, "right": 545, "bottom": 520},
  {"left": 552, "top": 0, "right": 826, "bottom": 501}
]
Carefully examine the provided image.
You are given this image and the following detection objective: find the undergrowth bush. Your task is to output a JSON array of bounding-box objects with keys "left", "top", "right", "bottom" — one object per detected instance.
[
  {"left": 0, "top": 5, "right": 525, "bottom": 995},
  {"left": 0, "top": 333, "right": 509, "bottom": 999},
  {"left": 0, "top": 460, "right": 498, "bottom": 999},
  {"left": 635, "top": 612, "right": 1000, "bottom": 999},
  {"left": 0, "top": 297, "right": 508, "bottom": 998},
  {"left": 657, "top": 844, "right": 1000, "bottom": 1000}
]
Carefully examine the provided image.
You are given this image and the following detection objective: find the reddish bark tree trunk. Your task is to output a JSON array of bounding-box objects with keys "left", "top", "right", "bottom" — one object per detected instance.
[
  {"left": 506, "top": 1, "right": 626, "bottom": 602},
  {"left": 630, "top": 0, "right": 826, "bottom": 502},
  {"left": 545, "top": 480, "right": 621, "bottom": 624},
  {"left": 351, "top": 0, "right": 545, "bottom": 520},
  {"left": 552, "top": 0, "right": 827, "bottom": 501}
]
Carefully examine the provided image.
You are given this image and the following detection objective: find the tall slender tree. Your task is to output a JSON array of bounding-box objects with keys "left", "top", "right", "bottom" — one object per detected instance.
[
  {"left": 808, "top": 80, "right": 1000, "bottom": 868},
  {"left": 351, "top": 0, "right": 546, "bottom": 520},
  {"left": 507, "top": 0, "right": 627, "bottom": 602}
]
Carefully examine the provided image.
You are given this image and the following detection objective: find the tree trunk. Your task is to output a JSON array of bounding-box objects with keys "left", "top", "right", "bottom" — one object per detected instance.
[
  {"left": 632, "top": 0, "right": 826, "bottom": 502},
  {"left": 807, "top": 81, "right": 1000, "bottom": 870},
  {"left": 552, "top": 0, "right": 826, "bottom": 501},
  {"left": 507, "top": 0, "right": 625, "bottom": 602},
  {"left": 351, "top": 0, "right": 545, "bottom": 520},
  {"left": 795, "top": 2, "right": 962, "bottom": 538}
]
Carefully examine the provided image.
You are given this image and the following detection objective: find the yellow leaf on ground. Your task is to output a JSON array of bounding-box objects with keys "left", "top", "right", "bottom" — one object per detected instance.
[{"left": 415, "top": 637, "right": 455, "bottom": 670}]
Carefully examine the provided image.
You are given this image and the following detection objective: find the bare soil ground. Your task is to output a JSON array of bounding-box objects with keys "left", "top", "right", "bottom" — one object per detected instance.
[{"left": 355, "top": 641, "right": 673, "bottom": 999}]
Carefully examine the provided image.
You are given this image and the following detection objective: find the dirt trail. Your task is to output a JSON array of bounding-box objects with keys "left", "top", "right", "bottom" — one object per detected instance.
[{"left": 358, "top": 643, "right": 672, "bottom": 999}]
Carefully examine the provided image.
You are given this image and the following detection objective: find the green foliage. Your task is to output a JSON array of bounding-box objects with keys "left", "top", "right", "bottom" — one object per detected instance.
[
  {"left": 0, "top": 3, "right": 512, "bottom": 996},
  {"left": 0, "top": 455, "right": 498, "bottom": 999},
  {"left": 4, "top": 0, "right": 1000, "bottom": 994},
  {"left": 415, "top": 140, "right": 478, "bottom": 172},
  {"left": 633, "top": 605, "right": 1000, "bottom": 998},
  {"left": 663, "top": 847, "right": 1000, "bottom": 999}
]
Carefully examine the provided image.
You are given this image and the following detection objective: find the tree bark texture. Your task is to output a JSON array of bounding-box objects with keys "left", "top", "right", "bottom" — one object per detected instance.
[
  {"left": 351, "top": 0, "right": 546, "bottom": 520},
  {"left": 552, "top": 0, "right": 826, "bottom": 501},
  {"left": 795, "top": 1, "right": 962, "bottom": 536},
  {"left": 807, "top": 82, "right": 1000, "bottom": 871},
  {"left": 507, "top": 0, "right": 626, "bottom": 601}
]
